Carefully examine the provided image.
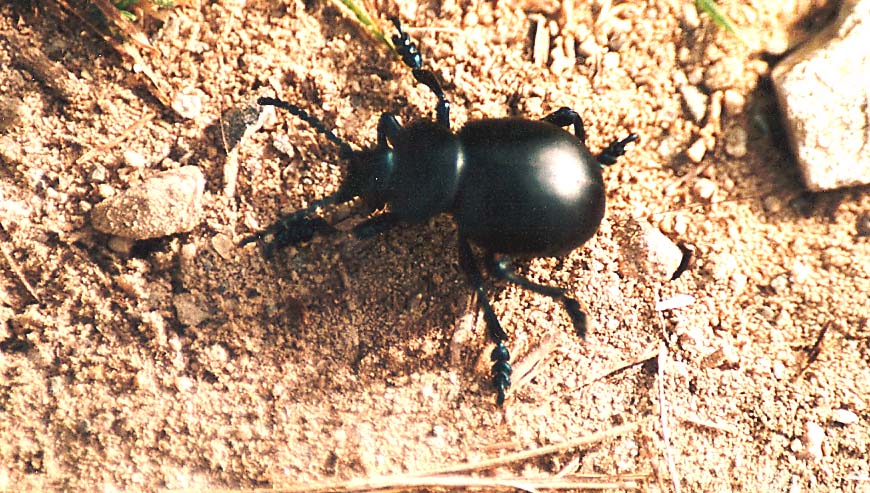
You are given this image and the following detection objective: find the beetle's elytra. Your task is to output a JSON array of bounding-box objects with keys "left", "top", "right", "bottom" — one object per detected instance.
[{"left": 242, "top": 17, "right": 638, "bottom": 405}]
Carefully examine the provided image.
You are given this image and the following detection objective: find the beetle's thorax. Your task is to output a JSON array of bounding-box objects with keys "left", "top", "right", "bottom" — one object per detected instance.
[{"left": 345, "top": 121, "right": 465, "bottom": 224}]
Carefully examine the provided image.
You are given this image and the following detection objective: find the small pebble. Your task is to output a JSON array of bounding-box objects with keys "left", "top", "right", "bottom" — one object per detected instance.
[
  {"left": 856, "top": 212, "right": 870, "bottom": 237},
  {"left": 602, "top": 51, "right": 621, "bottom": 69},
  {"left": 679, "top": 84, "right": 708, "bottom": 123},
  {"left": 97, "top": 183, "right": 116, "bottom": 199},
  {"left": 655, "top": 294, "right": 696, "bottom": 311},
  {"left": 107, "top": 236, "right": 135, "bottom": 254},
  {"left": 770, "top": 274, "right": 788, "bottom": 294},
  {"left": 772, "top": 359, "right": 785, "bottom": 379},
  {"left": 693, "top": 178, "right": 717, "bottom": 201},
  {"left": 210, "top": 233, "right": 234, "bottom": 260},
  {"left": 681, "top": 2, "right": 700, "bottom": 28},
  {"left": 702, "top": 343, "right": 740, "bottom": 369},
  {"left": 175, "top": 376, "right": 194, "bottom": 393},
  {"left": 790, "top": 438, "right": 804, "bottom": 453},
  {"left": 673, "top": 214, "right": 689, "bottom": 236},
  {"left": 615, "top": 216, "right": 685, "bottom": 280},
  {"left": 171, "top": 89, "right": 204, "bottom": 120},
  {"left": 724, "top": 125, "right": 748, "bottom": 158},
  {"left": 530, "top": 15, "right": 549, "bottom": 66},
  {"left": 173, "top": 293, "right": 210, "bottom": 326},
  {"left": 723, "top": 89, "right": 746, "bottom": 115},
  {"left": 790, "top": 261, "right": 812, "bottom": 285},
  {"left": 272, "top": 134, "right": 296, "bottom": 158},
  {"left": 577, "top": 37, "right": 603, "bottom": 58},
  {"left": 686, "top": 138, "right": 707, "bottom": 162},
  {"left": 832, "top": 409, "right": 859, "bottom": 425},
  {"left": 123, "top": 150, "right": 147, "bottom": 168},
  {"left": 800, "top": 422, "right": 825, "bottom": 461},
  {"left": 762, "top": 195, "right": 784, "bottom": 214},
  {"left": 90, "top": 164, "right": 108, "bottom": 182}
]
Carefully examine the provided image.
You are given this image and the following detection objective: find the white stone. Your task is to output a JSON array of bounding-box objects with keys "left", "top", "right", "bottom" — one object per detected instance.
[{"left": 772, "top": 0, "right": 870, "bottom": 190}]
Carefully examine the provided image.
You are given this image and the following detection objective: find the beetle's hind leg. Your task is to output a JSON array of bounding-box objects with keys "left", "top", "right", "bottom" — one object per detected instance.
[
  {"left": 542, "top": 106, "right": 639, "bottom": 166},
  {"left": 542, "top": 107, "right": 587, "bottom": 143},
  {"left": 484, "top": 253, "right": 589, "bottom": 339},
  {"left": 458, "top": 236, "right": 512, "bottom": 406}
]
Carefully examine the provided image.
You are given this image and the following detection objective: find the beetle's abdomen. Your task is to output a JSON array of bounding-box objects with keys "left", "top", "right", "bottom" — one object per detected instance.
[{"left": 453, "top": 119, "right": 605, "bottom": 256}]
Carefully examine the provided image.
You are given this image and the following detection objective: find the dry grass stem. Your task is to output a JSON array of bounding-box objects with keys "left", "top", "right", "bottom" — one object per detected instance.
[
  {"left": 0, "top": 225, "right": 40, "bottom": 303},
  {"left": 657, "top": 342, "right": 681, "bottom": 493},
  {"left": 221, "top": 422, "right": 646, "bottom": 493},
  {"left": 76, "top": 112, "right": 155, "bottom": 164}
]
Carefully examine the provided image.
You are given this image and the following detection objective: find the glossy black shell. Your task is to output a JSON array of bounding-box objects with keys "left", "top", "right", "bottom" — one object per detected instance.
[{"left": 452, "top": 119, "right": 605, "bottom": 256}]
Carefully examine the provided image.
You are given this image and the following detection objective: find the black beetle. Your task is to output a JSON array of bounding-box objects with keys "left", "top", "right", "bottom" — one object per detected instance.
[{"left": 243, "top": 18, "right": 638, "bottom": 405}]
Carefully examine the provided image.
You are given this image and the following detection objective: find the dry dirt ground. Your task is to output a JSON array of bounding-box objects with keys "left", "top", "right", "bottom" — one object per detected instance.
[{"left": 1, "top": 0, "right": 869, "bottom": 492}]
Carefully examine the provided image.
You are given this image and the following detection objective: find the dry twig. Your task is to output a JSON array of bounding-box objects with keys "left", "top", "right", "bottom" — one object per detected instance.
[
  {"left": 50, "top": 0, "right": 177, "bottom": 112},
  {"left": 7, "top": 27, "right": 91, "bottom": 103},
  {"left": 657, "top": 341, "right": 681, "bottom": 493}
]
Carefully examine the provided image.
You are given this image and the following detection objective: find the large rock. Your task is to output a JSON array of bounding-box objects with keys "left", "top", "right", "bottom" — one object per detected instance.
[{"left": 772, "top": 0, "right": 870, "bottom": 191}]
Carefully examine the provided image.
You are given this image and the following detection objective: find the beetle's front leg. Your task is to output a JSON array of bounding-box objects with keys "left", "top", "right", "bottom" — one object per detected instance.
[
  {"left": 241, "top": 193, "right": 349, "bottom": 258},
  {"left": 377, "top": 113, "right": 402, "bottom": 148},
  {"left": 352, "top": 212, "right": 400, "bottom": 239}
]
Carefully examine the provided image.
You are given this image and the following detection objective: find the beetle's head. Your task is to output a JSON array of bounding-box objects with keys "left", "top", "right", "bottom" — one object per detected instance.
[{"left": 341, "top": 146, "right": 395, "bottom": 210}]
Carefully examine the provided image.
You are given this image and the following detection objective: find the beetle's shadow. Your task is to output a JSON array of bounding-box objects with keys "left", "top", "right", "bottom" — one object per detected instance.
[{"left": 252, "top": 215, "right": 475, "bottom": 399}]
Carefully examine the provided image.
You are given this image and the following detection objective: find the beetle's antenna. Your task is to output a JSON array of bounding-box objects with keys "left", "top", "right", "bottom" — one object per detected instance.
[
  {"left": 390, "top": 17, "right": 451, "bottom": 128},
  {"left": 258, "top": 97, "right": 354, "bottom": 159}
]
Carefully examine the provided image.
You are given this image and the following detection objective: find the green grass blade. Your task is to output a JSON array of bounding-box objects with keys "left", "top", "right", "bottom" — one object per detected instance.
[
  {"left": 329, "top": 0, "right": 396, "bottom": 53},
  {"left": 695, "top": 0, "right": 747, "bottom": 45}
]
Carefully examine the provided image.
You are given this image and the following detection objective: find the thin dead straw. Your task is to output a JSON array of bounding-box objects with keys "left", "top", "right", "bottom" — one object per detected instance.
[
  {"left": 657, "top": 340, "right": 682, "bottom": 493},
  {"left": 76, "top": 111, "right": 155, "bottom": 164},
  {"left": 0, "top": 225, "right": 41, "bottom": 303},
  {"left": 208, "top": 421, "right": 645, "bottom": 493}
]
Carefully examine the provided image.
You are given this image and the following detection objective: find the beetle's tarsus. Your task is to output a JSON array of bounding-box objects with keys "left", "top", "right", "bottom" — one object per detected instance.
[
  {"left": 597, "top": 133, "right": 640, "bottom": 166},
  {"left": 563, "top": 298, "right": 588, "bottom": 339},
  {"left": 491, "top": 342, "right": 512, "bottom": 406},
  {"left": 242, "top": 213, "right": 335, "bottom": 258}
]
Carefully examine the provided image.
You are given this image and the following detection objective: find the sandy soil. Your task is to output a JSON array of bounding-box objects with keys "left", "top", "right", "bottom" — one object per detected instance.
[{"left": 1, "top": 0, "right": 868, "bottom": 491}]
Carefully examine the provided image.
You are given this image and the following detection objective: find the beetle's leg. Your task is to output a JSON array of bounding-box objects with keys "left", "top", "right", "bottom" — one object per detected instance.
[
  {"left": 390, "top": 17, "right": 451, "bottom": 128},
  {"left": 484, "top": 253, "right": 589, "bottom": 339},
  {"left": 241, "top": 189, "right": 355, "bottom": 258},
  {"left": 542, "top": 107, "right": 587, "bottom": 144},
  {"left": 597, "top": 133, "right": 640, "bottom": 166},
  {"left": 458, "top": 236, "right": 512, "bottom": 405},
  {"left": 244, "top": 97, "right": 364, "bottom": 257},
  {"left": 352, "top": 212, "right": 401, "bottom": 239},
  {"left": 377, "top": 112, "right": 402, "bottom": 148}
]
